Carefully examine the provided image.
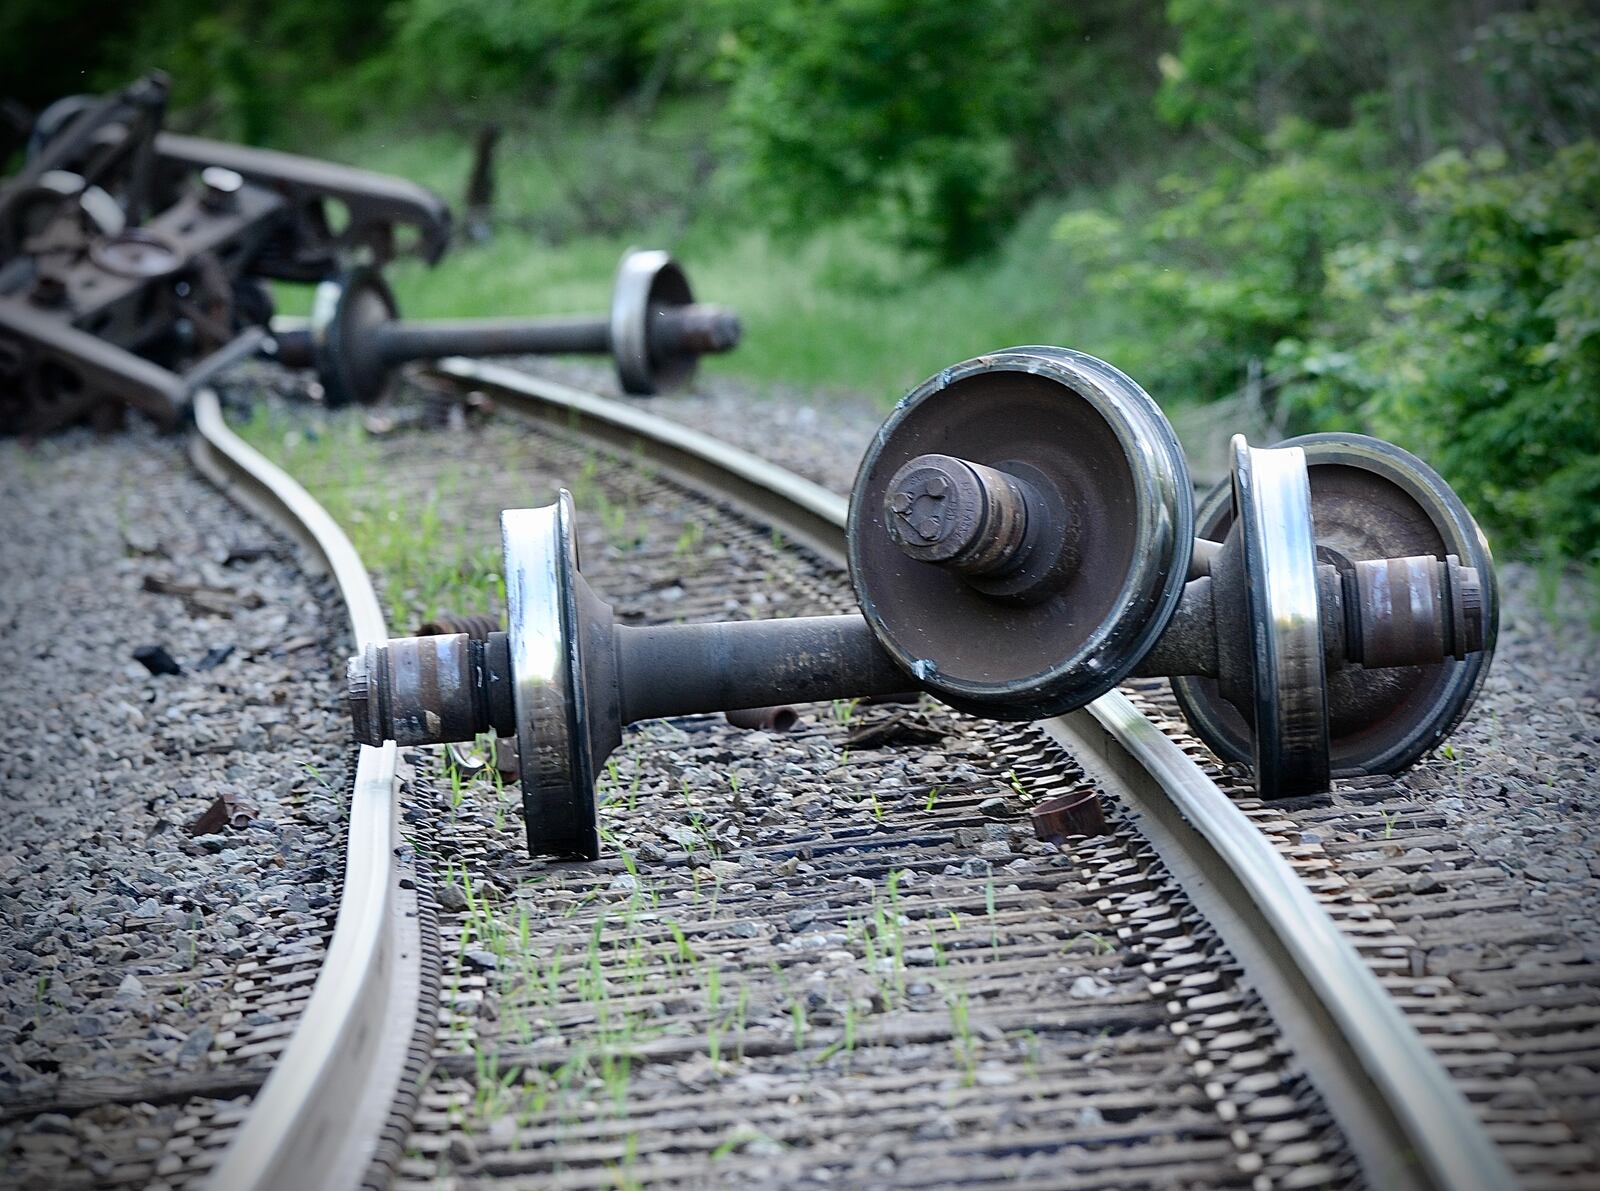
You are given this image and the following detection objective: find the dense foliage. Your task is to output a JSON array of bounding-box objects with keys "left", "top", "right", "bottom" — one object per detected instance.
[
  {"left": 1053, "top": 7, "right": 1600, "bottom": 564},
  {"left": 4, "top": 1, "right": 1597, "bottom": 566}
]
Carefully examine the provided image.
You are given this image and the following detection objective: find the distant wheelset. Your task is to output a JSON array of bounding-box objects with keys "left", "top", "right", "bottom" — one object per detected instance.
[
  {"left": 271, "top": 248, "right": 741, "bottom": 406},
  {"left": 343, "top": 345, "right": 1497, "bottom": 859}
]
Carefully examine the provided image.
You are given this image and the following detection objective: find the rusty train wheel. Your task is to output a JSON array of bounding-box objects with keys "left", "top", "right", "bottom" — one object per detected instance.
[
  {"left": 847, "top": 347, "right": 1193, "bottom": 720},
  {"left": 1173, "top": 432, "right": 1498, "bottom": 781}
]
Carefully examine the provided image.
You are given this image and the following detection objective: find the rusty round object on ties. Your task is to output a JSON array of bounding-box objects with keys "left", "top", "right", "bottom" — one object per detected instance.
[
  {"left": 848, "top": 346, "right": 1193, "bottom": 720},
  {"left": 725, "top": 705, "right": 801, "bottom": 733},
  {"left": 1030, "top": 785, "right": 1107, "bottom": 842},
  {"left": 1173, "top": 433, "right": 1497, "bottom": 779}
]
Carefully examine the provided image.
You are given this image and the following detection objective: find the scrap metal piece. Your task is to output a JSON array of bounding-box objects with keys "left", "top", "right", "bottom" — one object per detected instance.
[
  {"left": 725, "top": 705, "right": 801, "bottom": 732},
  {"left": 187, "top": 791, "right": 259, "bottom": 836},
  {"left": 133, "top": 644, "right": 183, "bottom": 675},
  {"left": 1030, "top": 784, "right": 1107, "bottom": 842}
]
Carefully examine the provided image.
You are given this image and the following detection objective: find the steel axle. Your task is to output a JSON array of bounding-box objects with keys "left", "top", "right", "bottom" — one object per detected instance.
[
  {"left": 348, "top": 615, "right": 903, "bottom": 750},
  {"left": 348, "top": 492, "right": 904, "bottom": 857},
  {"left": 272, "top": 248, "right": 740, "bottom": 405}
]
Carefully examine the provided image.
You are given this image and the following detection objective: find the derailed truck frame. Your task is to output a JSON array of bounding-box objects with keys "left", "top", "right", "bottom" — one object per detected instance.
[{"left": 0, "top": 72, "right": 450, "bottom": 435}]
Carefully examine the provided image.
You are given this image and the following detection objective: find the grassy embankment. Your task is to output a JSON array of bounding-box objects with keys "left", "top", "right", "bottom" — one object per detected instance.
[{"left": 279, "top": 109, "right": 1175, "bottom": 410}]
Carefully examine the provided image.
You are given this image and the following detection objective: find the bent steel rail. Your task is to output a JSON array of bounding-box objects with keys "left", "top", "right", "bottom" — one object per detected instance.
[
  {"left": 430, "top": 357, "right": 1514, "bottom": 1191},
  {"left": 189, "top": 391, "right": 418, "bottom": 1191},
  {"left": 433, "top": 358, "right": 848, "bottom": 567}
]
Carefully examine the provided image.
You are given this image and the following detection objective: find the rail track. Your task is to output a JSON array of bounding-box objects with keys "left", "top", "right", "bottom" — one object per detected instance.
[{"left": 158, "top": 360, "right": 1597, "bottom": 1188}]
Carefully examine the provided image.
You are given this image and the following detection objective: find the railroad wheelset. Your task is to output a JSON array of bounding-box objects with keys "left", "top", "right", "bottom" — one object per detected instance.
[
  {"left": 272, "top": 248, "right": 741, "bottom": 406},
  {"left": 1171, "top": 433, "right": 1497, "bottom": 793},
  {"left": 345, "top": 346, "right": 1496, "bottom": 859}
]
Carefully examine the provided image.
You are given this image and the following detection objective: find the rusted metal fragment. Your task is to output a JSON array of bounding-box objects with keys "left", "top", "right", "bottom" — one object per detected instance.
[
  {"left": 1030, "top": 783, "right": 1107, "bottom": 842},
  {"left": 725, "top": 705, "right": 801, "bottom": 733},
  {"left": 187, "top": 791, "right": 258, "bottom": 836}
]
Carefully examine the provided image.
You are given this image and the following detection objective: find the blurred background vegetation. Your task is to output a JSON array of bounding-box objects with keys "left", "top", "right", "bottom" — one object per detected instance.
[{"left": 3, "top": 0, "right": 1598, "bottom": 572}]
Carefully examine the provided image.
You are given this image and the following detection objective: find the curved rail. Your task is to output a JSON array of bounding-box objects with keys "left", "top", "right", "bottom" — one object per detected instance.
[
  {"left": 431, "top": 357, "right": 1513, "bottom": 1191},
  {"left": 189, "top": 390, "right": 418, "bottom": 1191},
  {"left": 433, "top": 358, "right": 849, "bottom": 567}
]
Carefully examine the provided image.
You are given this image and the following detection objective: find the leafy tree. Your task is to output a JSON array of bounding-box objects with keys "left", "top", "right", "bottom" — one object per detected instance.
[
  {"left": 1055, "top": 112, "right": 1395, "bottom": 399},
  {"left": 723, "top": 0, "right": 1064, "bottom": 262},
  {"left": 1283, "top": 140, "right": 1600, "bottom": 563},
  {"left": 382, "top": 0, "right": 721, "bottom": 116}
]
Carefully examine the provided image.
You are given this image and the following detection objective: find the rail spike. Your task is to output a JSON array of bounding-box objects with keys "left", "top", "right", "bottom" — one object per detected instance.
[{"left": 344, "top": 348, "right": 1497, "bottom": 856}]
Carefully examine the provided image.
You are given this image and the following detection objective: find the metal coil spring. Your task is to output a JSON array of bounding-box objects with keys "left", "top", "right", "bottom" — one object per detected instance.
[{"left": 415, "top": 613, "right": 502, "bottom": 640}]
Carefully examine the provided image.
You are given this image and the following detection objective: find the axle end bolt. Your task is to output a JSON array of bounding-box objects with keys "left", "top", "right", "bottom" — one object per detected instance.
[
  {"left": 883, "top": 453, "right": 1033, "bottom": 576},
  {"left": 346, "top": 643, "right": 387, "bottom": 747}
]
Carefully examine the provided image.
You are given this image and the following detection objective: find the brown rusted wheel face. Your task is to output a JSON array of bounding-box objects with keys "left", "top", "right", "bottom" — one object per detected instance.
[
  {"left": 848, "top": 347, "right": 1193, "bottom": 720},
  {"left": 1173, "top": 433, "right": 1498, "bottom": 779},
  {"left": 311, "top": 266, "right": 397, "bottom": 407}
]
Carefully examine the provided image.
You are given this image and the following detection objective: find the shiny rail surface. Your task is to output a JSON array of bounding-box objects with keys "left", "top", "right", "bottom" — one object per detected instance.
[
  {"left": 430, "top": 357, "right": 1514, "bottom": 1191},
  {"left": 189, "top": 390, "right": 415, "bottom": 1191}
]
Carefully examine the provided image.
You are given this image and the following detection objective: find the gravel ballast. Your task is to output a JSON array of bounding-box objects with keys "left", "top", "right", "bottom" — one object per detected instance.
[{"left": 0, "top": 426, "right": 353, "bottom": 1188}]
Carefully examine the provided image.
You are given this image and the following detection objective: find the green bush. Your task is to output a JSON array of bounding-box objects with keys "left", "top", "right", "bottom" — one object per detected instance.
[
  {"left": 720, "top": 0, "right": 1044, "bottom": 263},
  {"left": 1054, "top": 113, "right": 1395, "bottom": 401},
  {"left": 1282, "top": 140, "right": 1600, "bottom": 563},
  {"left": 383, "top": 0, "right": 720, "bottom": 114}
]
